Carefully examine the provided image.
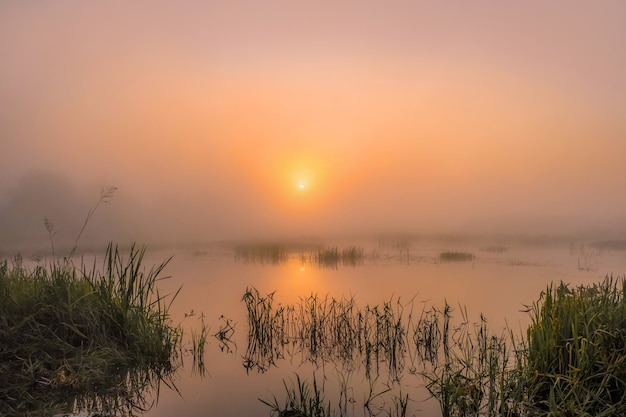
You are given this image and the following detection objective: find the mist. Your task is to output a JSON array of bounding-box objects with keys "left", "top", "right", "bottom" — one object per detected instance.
[{"left": 2, "top": 2, "right": 626, "bottom": 253}]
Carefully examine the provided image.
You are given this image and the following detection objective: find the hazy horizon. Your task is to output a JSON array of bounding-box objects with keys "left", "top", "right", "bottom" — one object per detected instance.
[{"left": 2, "top": 2, "right": 626, "bottom": 251}]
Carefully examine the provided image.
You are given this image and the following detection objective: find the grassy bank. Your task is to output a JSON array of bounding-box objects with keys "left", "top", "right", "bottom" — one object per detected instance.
[{"left": 0, "top": 243, "right": 189, "bottom": 417}]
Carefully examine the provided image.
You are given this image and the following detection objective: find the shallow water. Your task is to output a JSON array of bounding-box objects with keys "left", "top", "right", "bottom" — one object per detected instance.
[{"left": 136, "top": 237, "right": 626, "bottom": 417}]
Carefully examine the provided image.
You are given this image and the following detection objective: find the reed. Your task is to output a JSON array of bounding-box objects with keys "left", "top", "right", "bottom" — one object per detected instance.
[
  {"left": 234, "top": 243, "right": 289, "bottom": 265},
  {"left": 0, "top": 243, "right": 197, "bottom": 417},
  {"left": 525, "top": 276, "right": 626, "bottom": 415},
  {"left": 252, "top": 276, "right": 626, "bottom": 416},
  {"left": 314, "top": 246, "right": 364, "bottom": 269},
  {"left": 259, "top": 373, "right": 332, "bottom": 417},
  {"left": 438, "top": 251, "right": 475, "bottom": 262}
]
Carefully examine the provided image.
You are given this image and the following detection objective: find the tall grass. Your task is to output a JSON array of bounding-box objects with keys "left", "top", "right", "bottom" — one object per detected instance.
[
  {"left": 260, "top": 373, "right": 332, "bottom": 417},
  {"left": 525, "top": 277, "right": 626, "bottom": 415},
  {"left": 0, "top": 243, "right": 194, "bottom": 417},
  {"left": 232, "top": 243, "right": 365, "bottom": 269},
  {"left": 314, "top": 247, "right": 364, "bottom": 269},
  {"left": 242, "top": 288, "right": 409, "bottom": 381},
  {"left": 438, "top": 251, "right": 475, "bottom": 262},
  {"left": 251, "top": 276, "right": 626, "bottom": 417},
  {"left": 234, "top": 243, "right": 289, "bottom": 265}
]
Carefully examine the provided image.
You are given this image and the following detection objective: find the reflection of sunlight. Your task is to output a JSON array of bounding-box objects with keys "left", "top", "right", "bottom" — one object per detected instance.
[{"left": 264, "top": 258, "right": 324, "bottom": 303}]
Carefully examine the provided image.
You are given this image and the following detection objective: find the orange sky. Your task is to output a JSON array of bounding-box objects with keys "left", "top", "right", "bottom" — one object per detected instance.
[{"left": 1, "top": 1, "right": 626, "bottom": 244}]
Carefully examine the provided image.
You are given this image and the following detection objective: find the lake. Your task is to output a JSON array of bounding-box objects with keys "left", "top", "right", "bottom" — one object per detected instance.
[{"left": 129, "top": 235, "right": 626, "bottom": 417}]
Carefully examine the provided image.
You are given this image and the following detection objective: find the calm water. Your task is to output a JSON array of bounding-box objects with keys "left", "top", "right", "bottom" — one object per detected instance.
[{"left": 134, "top": 236, "right": 626, "bottom": 417}]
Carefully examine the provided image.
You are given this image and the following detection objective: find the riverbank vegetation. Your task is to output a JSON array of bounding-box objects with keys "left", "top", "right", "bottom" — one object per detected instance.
[
  {"left": 0, "top": 243, "right": 199, "bottom": 417},
  {"left": 247, "top": 276, "right": 626, "bottom": 417}
]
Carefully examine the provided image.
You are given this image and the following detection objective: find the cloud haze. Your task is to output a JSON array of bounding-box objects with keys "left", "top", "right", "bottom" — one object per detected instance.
[{"left": 2, "top": 1, "right": 626, "bottom": 251}]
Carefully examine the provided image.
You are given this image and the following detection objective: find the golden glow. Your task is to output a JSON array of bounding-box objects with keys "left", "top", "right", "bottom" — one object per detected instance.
[{"left": 4, "top": 2, "right": 625, "bottom": 239}]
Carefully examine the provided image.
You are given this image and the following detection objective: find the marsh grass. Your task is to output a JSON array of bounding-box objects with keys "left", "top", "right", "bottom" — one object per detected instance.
[
  {"left": 438, "top": 252, "right": 475, "bottom": 262},
  {"left": 252, "top": 276, "right": 626, "bottom": 417},
  {"left": 260, "top": 373, "right": 331, "bottom": 417},
  {"left": 314, "top": 247, "right": 364, "bottom": 269},
  {"left": 234, "top": 243, "right": 289, "bottom": 265},
  {"left": 420, "top": 305, "right": 523, "bottom": 417},
  {"left": 0, "top": 243, "right": 197, "bottom": 417},
  {"left": 213, "top": 314, "right": 237, "bottom": 354},
  {"left": 478, "top": 246, "right": 507, "bottom": 254},
  {"left": 242, "top": 287, "right": 409, "bottom": 381},
  {"left": 524, "top": 276, "right": 626, "bottom": 415},
  {"left": 232, "top": 243, "right": 365, "bottom": 269}
]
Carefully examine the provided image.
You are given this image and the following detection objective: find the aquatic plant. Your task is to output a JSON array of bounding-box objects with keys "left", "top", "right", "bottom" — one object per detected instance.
[
  {"left": 253, "top": 276, "right": 626, "bottom": 416},
  {"left": 438, "top": 251, "right": 475, "bottom": 262},
  {"left": 314, "top": 246, "right": 364, "bottom": 269},
  {"left": 0, "top": 243, "right": 197, "bottom": 417},
  {"left": 242, "top": 288, "right": 410, "bottom": 381},
  {"left": 234, "top": 243, "right": 289, "bottom": 265},
  {"left": 525, "top": 276, "right": 626, "bottom": 415},
  {"left": 260, "top": 373, "right": 332, "bottom": 417},
  {"left": 420, "top": 305, "right": 521, "bottom": 417}
]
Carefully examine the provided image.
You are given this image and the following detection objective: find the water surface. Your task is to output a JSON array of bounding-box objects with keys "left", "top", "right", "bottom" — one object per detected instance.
[{"left": 139, "top": 237, "right": 626, "bottom": 417}]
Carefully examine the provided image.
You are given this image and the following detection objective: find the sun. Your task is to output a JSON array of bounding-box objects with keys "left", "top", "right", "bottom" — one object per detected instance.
[{"left": 298, "top": 184, "right": 305, "bottom": 189}]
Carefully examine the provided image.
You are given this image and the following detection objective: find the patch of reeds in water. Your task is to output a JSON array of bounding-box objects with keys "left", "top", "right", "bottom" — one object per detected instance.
[
  {"left": 260, "top": 373, "right": 331, "bottom": 417},
  {"left": 0, "top": 243, "right": 200, "bottom": 417},
  {"left": 247, "top": 275, "right": 626, "bottom": 417},
  {"left": 438, "top": 251, "right": 475, "bottom": 262},
  {"left": 314, "top": 246, "right": 364, "bottom": 269},
  {"left": 234, "top": 243, "right": 289, "bottom": 265},
  {"left": 232, "top": 242, "right": 366, "bottom": 269},
  {"left": 525, "top": 276, "right": 626, "bottom": 415},
  {"left": 242, "top": 287, "right": 407, "bottom": 381}
]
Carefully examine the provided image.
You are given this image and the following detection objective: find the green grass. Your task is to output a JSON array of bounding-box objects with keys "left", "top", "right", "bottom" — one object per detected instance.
[
  {"left": 0, "top": 243, "right": 197, "bottom": 417},
  {"left": 251, "top": 276, "right": 626, "bottom": 417},
  {"left": 525, "top": 277, "right": 626, "bottom": 415}
]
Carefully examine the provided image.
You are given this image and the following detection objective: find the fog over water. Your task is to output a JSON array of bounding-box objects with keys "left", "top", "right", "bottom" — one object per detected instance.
[{"left": 2, "top": 2, "right": 626, "bottom": 252}]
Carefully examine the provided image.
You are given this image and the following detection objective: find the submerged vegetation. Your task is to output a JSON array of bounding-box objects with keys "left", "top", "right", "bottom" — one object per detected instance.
[
  {"left": 0, "top": 244, "right": 206, "bottom": 417},
  {"left": 245, "top": 276, "right": 626, "bottom": 417}
]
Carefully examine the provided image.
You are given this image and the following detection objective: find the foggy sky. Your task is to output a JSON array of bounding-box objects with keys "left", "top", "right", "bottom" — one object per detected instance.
[{"left": 2, "top": 1, "right": 626, "bottom": 250}]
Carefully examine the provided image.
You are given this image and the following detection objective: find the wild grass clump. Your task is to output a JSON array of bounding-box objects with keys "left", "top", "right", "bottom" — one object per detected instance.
[
  {"left": 438, "top": 251, "right": 475, "bottom": 262},
  {"left": 254, "top": 276, "right": 626, "bottom": 417},
  {"left": 234, "top": 243, "right": 289, "bottom": 265},
  {"left": 242, "top": 287, "right": 409, "bottom": 381},
  {"left": 315, "top": 246, "right": 364, "bottom": 269},
  {"left": 260, "top": 373, "right": 332, "bottom": 417},
  {"left": 0, "top": 243, "right": 187, "bottom": 417},
  {"left": 525, "top": 276, "right": 626, "bottom": 415},
  {"left": 242, "top": 287, "right": 287, "bottom": 373},
  {"left": 420, "top": 305, "right": 522, "bottom": 417}
]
